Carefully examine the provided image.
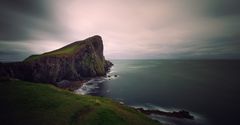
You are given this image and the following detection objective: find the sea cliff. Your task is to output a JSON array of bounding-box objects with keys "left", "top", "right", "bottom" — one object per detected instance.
[{"left": 0, "top": 35, "right": 113, "bottom": 84}]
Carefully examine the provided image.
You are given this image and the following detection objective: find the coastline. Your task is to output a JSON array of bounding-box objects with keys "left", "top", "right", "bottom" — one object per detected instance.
[
  {"left": 0, "top": 79, "right": 161, "bottom": 125},
  {"left": 61, "top": 71, "right": 196, "bottom": 124},
  {"left": 56, "top": 80, "right": 87, "bottom": 91}
]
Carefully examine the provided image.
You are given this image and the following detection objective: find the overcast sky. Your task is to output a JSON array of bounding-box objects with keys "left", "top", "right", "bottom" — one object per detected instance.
[{"left": 0, "top": 0, "right": 239, "bottom": 61}]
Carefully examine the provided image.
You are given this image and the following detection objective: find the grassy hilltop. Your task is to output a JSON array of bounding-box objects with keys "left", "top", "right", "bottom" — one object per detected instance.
[{"left": 24, "top": 39, "right": 87, "bottom": 62}]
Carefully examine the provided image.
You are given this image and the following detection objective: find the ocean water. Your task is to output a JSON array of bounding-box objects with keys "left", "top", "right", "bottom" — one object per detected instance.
[{"left": 75, "top": 60, "right": 240, "bottom": 125}]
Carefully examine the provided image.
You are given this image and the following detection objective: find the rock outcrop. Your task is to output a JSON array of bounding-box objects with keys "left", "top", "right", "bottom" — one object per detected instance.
[
  {"left": 136, "top": 108, "right": 194, "bottom": 120},
  {"left": 0, "top": 35, "right": 113, "bottom": 84}
]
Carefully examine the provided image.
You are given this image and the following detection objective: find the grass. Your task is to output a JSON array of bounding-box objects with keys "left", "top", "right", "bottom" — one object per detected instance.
[
  {"left": 24, "top": 41, "right": 86, "bottom": 62},
  {"left": 0, "top": 80, "right": 161, "bottom": 125}
]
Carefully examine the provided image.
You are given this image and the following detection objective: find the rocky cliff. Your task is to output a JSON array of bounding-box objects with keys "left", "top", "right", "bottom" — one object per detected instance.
[{"left": 0, "top": 35, "right": 113, "bottom": 84}]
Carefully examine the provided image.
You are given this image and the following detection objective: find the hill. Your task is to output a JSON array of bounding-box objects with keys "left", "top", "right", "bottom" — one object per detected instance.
[
  {"left": 0, "top": 35, "right": 113, "bottom": 84},
  {"left": 0, "top": 79, "right": 161, "bottom": 125}
]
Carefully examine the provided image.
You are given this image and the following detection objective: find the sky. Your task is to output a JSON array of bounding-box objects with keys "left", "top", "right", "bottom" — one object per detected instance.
[{"left": 0, "top": 0, "right": 239, "bottom": 61}]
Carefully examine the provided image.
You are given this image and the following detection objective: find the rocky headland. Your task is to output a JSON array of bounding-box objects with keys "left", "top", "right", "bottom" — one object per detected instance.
[{"left": 0, "top": 35, "right": 113, "bottom": 85}]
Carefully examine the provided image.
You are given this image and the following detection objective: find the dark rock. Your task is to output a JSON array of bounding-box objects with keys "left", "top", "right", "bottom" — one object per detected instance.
[
  {"left": 136, "top": 108, "right": 194, "bottom": 120},
  {"left": 105, "top": 60, "right": 113, "bottom": 72},
  {"left": 86, "top": 82, "right": 94, "bottom": 85},
  {"left": 56, "top": 80, "right": 71, "bottom": 88},
  {"left": 0, "top": 35, "right": 113, "bottom": 84}
]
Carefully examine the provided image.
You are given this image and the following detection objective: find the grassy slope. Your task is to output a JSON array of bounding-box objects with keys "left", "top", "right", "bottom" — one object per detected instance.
[
  {"left": 0, "top": 80, "right": 161, "bottom": 125},
  {"left": 24, "top": 41, "right": 86, "bottom": 62}
]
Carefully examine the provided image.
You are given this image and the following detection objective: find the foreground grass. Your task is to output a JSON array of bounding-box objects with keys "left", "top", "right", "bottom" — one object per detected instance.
[{"left": 0, "top": 80, "right": 161, "bottom": 125}]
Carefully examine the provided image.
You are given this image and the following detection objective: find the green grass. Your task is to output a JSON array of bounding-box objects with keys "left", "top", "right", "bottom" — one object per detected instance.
[
  {"left": 0, "top": 80, "right": 161, "bottom": 125},
  {"left": 24, "top": 41, "right": 86, "bottom": 62}
]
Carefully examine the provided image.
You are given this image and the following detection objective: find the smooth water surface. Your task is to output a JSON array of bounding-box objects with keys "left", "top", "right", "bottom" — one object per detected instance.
[{"left": 76, "top": 60, "right": 240, "bottom": 125}]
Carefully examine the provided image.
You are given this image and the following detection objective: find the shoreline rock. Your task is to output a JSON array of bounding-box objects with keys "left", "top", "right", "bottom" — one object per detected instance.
[
  {"left": 56, "top": 80, "right": 88, "bottom": 91},
  {"left": 136, "top": 107, "right": 194, "bottom": 120}
]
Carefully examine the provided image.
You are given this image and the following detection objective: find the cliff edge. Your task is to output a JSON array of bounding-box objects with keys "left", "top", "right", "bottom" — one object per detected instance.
[{"left": 0, "top": 35, "right": 113, "bottom": 84}]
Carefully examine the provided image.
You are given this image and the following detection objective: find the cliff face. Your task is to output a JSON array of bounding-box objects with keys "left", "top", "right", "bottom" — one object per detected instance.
[{"left": 0, "top": 35, "right": 113, "bottom": 84}]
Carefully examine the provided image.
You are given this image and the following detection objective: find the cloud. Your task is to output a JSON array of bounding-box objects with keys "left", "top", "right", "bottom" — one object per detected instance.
[
  {"left": 0, "top": 0, "right": 239, "bottom": 61},
  {"left": 0, "top": 0, "right": 64, "bottom": 41}
]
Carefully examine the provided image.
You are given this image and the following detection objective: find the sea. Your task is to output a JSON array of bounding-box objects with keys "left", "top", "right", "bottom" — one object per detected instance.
[{"left": 75, "top": 60, "right": 240, "bottom": 125}]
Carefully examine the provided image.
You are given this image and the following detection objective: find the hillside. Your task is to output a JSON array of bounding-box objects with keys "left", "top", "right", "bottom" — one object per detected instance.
[
  {"left": 0, "top": 35, "right": 113, "bottom": 84},
  {"left": 24, "top": 36, "right": 101, "bottom": 61},
  {"left": 0, "top": 79, "right": 161, "bottom": 125}
]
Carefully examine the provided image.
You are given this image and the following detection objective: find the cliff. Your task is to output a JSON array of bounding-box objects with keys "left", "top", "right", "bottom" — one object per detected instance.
[{"left": 0, "top": 35, "right": 113, "bottom": 84}]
